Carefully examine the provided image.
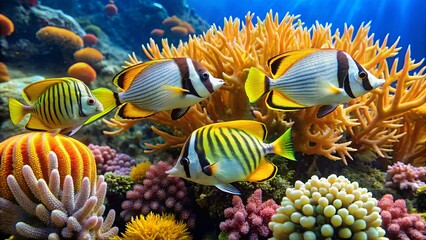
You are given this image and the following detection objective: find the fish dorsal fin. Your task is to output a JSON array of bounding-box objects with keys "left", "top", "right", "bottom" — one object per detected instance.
[
  {"left": 115, "top": 103, "right": 156, "bottom": 120},
  {"left": 267, "top": 49, "right": 319, "bottom": 79},
  {"left": 113, "top": 59, "right": 170, "bottom": 91},
  {"left": 265, "top": 91, "right": 306, "bottom": 111},
  {"left": 210, "top": 120, "right": 267, "bottom": 141},
  {"left": 23, "top": 78, "right": 67, "bottom": 104},
  {"left": 246, "top": 158, "right": 277, "bottom": 183},
  {"left": 25, "top": 115, "right": 50, "bottom": 131}
]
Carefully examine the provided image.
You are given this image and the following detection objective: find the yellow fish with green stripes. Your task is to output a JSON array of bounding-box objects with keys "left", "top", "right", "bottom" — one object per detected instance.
[
  {"left": 166, "top": 120, "right": 295, "bottom": 195},
  {"left": 8, "top": 77, "right": 103, "bottom": 136}
]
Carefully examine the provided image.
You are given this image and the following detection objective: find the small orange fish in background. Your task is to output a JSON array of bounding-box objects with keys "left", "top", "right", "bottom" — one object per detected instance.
[{"left": 104, "top": 0, "right": 118, "bottom": 17}]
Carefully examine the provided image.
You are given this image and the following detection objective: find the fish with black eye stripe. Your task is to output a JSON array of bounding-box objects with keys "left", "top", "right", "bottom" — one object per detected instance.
[
  {"left": 166, "top": 120, "right": 295, "bottom": 195},
  {"left": 245, "top": 49, "right": 385, "bottom": 118},
  {"left": 87, "top": 58, "right": 224, "bottom": 123}
]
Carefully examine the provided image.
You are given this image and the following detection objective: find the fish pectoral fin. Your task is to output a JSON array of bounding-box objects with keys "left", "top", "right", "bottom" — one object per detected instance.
[
  {"left": 246, "top": 158, "right": 277, "bottom": 183},
  {"left": 23, "top": 78, "right": 67, "bottom": 104},
  {"left": 266, "top": 91, "right": 306, "bottom": 111},
  {"left": 116, "top": 103, "right": 156, "bottom": 120},
  {"left": 267, "top": 49, "right": 319, "bottom": 79},
  {"left": 25, "top": 116, "right": 50, "bottom": 131},
  {"left": 163, "top": 85, "right": 190, "bottom": 96},
  {"left": 326, "top": 81, "right": 344, "bottom": 95},
  {"left": 171, "top": 107, "right": 190, "bottom": 120},
  {"left": 215, "top": 183, "right": 241, "bottom": 195},
  {"left": 317, "top": 104, "right": 339, "bottom": 118}
]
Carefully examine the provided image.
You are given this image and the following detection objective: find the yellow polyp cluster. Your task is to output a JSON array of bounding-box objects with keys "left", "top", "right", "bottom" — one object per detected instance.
[
  {"left": 129, "top": 161, "right": 152, "bottom": 183},
  {"left": 102, "top": 11, "right": 425, "bottom": 163},
  {"left": 0, "top": 132, "right": 97, "bottom": 201}
]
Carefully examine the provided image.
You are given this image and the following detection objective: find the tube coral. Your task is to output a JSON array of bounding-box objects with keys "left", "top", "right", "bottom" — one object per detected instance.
[
  {"left": 100, "top": 11, "right": 425, "bottom": 164},
  {"left": 0, "top": 152, "right": 118, "bottom": 239}
]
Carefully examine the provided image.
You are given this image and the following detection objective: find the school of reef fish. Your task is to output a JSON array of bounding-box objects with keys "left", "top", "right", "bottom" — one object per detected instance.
[{"left": 0, "top": 0, "right": 425, "bottom": 239}]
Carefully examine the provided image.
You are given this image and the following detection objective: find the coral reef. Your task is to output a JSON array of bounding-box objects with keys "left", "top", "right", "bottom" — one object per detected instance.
[
  {"left": 73, "top": 47, "right": 104, "bottom": 65},
  {"left": 0, "top": 132, "right": 97, "bottom": 201},
  {"left": 268, "top": 174, "right": 387, "bottom": 239},
  {"left": 111, "top": 212, "right": 192, "bottom": 240},
  {"left": 100, "top": 11, "right": 425, "bottom": 165},
  {"left": 104, "top": 173, "right": 135, "bottom": 198},
  {"left": 0, "top": 14, "right": 14, "bottom": 36},
  {"left": 35, "top": 26, "right": 83, "bottom": 51},
  {"left": 68, "top": 62, "right": 97, "bottom": 83},
  {"left": 120, "top": 160, "right": 196, "bottom": 227},
  {"left": 379, "top": 194, "right": 426, "bottom": 240},
  {"left": 82, "top": 33, "right": 98, "bottom": 47},
  {"left": 0, "top": 152, "right": 118, "bottom": 239},
  {"left": 129, "top": 161, "right": 152, "bottom": 184},
  {"left": 385, "top": 162, "right": 426, "bottom": 195},
  {"left": 219, "top": 189, "right": 278, "bottom": 240},
  {"left": 88, "top": 144, "right": 137, "bottom": 175}
]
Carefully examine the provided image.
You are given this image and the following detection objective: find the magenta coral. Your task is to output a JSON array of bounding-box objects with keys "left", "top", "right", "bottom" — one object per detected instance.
[
  {"left": 379, "top": 194, "right": 426, "bottom": 240},
  {"left": 385, "top": 162, "right": 426, "bottom": 193},
  {"left": 88, "top": 144, "right": 136, "bottom": 175},
  {"left": 120, "top": 160, "right": 195, "bottom": 227},
  {"left": 220, "top": 189, "right": 278, "bottom": 240}
]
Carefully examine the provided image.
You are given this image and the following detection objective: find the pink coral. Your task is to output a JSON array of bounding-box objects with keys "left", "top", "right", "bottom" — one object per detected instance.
[
  {"left": 379, "top": 194, "right": 426, "bottom": 240},
  {"left": 88, "top": 144, "right": 136, "bottom": 175},
  {"left": 385, "top": 162, "right": 426, "bottom": 194},
  {"left": 220, "top": 189, "right": 278, "bottom": 240},
  {"left": 120, "top": 160, "right": 195, "bottom": 227}
]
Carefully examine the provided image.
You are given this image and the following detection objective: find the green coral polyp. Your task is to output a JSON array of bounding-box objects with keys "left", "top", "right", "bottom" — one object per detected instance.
[{"left": 269, "top": 174, "right": 388, "bottom": 239}]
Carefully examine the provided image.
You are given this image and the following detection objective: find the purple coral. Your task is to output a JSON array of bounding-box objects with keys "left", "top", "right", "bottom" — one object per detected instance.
[
  {"left": 120, "top": 160, "right": 195, "bottom": 227},
  {"left": 88, "top": 144, "right": 136, "bottom": 175},
  {"left": 385, "top": 162, "right": 426, "bottom": 193},
  {"left": 379, "top": 194, "right": 426, "bottom": 240},
  {"left": 219, "top": 189, "right": 278, "bottom": 240}
]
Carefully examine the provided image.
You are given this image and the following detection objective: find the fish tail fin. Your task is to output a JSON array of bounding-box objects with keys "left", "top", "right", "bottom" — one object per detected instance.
[
  {"left": 8, "top": 98, "right": 29, "bottom": 125},
  {"left": 272, "top": 128, "right": 296, "bottom": 161},
  {"left": 245, "top": 67, "right": 270, "bottom": 103},
  {"left": 85, "top": 88, "right": 119, "bottom": 124}
]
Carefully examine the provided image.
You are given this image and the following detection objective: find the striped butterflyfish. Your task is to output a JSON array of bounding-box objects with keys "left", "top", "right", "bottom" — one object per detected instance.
[
  {"left": 8, "top": 77, "right": 103, "bottom": 136},
  {"left": 87, "top": 58, "right": 224, "bottom": 122},
  {"left": 166, "top": 120, "right": 295, "bottom": 195},
  {"left": 245, "top": 49, "right": 385, "bottom": 118}
]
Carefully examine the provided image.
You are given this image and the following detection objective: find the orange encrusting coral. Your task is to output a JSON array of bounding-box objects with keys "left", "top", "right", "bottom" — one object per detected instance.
[
  {"left": 73, "top": 47, "right": 104, "bottom": 64},
  {"left": 35, "top": 26, "right": 83, "bottom": 51},
  {"left": 0, "top": 132, "right": 97, "bottom": 201},
  {"left": 68, "top": 62, "right": 97, "bottom": 83},
  {"left": 102, "top": 11, "right": 425, "bottom": 164},
  {"left": 0, "top": 14, "right": 14, "bottom": 36}
]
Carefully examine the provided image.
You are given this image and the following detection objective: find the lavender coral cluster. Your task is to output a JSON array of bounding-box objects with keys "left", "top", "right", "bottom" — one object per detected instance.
[
  {"left": 88, "top": 144, "right": 137, "bottom": 175},
  {"left": 385, "top": 162, "right": 426, "bottom": 194},
  {"left": 120, "top": 160, "right": 195, "bottom": 228},
  {"left": 379, "top": 194, "right": 426, "bottom": 240},
  {"left": 219, "top": 189, "right": 278, "bottom": 240}
]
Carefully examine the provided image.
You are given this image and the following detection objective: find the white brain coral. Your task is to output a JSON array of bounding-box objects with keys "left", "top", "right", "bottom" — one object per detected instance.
[{"left": 268, "top": 174, "right": 389, "bottom": 240}]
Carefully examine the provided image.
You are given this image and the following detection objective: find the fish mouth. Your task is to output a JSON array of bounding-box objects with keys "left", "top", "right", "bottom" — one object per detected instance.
[
  {"left": 375, "top": 79, "right": 386, "bottom": 88},
  {"left": 165, "top": 168, "right": 178, "bottom": 176}
]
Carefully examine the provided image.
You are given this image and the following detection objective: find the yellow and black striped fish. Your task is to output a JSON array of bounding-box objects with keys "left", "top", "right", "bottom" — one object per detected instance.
[
  {"left": 166, "top": 120, "right": 295, "bottom": 195},
  {"left": 245, "top": 49, "right": 385, "bottom": 118},
  {"left": 87, "top": 58, "right": 224, "bottom": 123},
  {"left": 8, "top": 77, "right": 103, "bottom": 136}
]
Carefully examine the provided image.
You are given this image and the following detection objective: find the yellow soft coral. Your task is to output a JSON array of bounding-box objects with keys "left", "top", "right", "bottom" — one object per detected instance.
[
  {"left": 110, "top": 213, "right": 192, "bottom": 240},
  {"left": 102, "top": 11, "right": 425, "bottom": 163},
  {"left": 129, "top": 161, "right": 151, "bottom": 183}
]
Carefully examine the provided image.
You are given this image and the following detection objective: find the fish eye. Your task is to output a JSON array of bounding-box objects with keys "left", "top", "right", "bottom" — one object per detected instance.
[
  {"left": 87, "top": 97, "right": 96, "bottom": 105},
  {"left": 201, "top": 72, "right": 209, "bottom": 80},
  {"left": 358, "top": 71, "right": 367, "bottom": 79},
  {"left": 180, "top": 157, "right": 190, "bottom": 166}
]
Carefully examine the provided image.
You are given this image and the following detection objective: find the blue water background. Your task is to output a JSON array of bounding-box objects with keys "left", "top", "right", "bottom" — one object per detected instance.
[{"left": 187, "top": 0, "right": 426, "bottom": 65}]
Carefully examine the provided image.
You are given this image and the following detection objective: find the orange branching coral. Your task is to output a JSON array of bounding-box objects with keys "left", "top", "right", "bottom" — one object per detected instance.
[
  {"left": 35, "top": 26, "right": 83, "bottom": 51},
  {"left": 102, "top": 11, "right": 425, "bottom": 163},
  {"left": 0, "top": 132, "right": 97, "bottom": 201}
]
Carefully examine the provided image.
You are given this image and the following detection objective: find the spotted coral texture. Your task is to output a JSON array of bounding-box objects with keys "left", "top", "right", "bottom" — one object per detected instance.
[
  {"left": 129, "top": 161, "right": 152, "bottom": 183},
  {"left": 0, "top": 14, "right": 14, "bottom": 36},
  {"left": 102, "top": 11, "right": 425, "bottom": 164},
  {"left": 110, "top": 212, "right": 192, "bottom": 240},
  {"left": 73, "top": 47, "right": 104, "bottom": 65},
  {"left": 0, "top": 132, "right": 97, "bottom": 201},
  {"left": 35, "top": 26, "right": 83, "bottom": 51},
  {"left": 68, "top": 62, "right": 97, "bottom": 83}
]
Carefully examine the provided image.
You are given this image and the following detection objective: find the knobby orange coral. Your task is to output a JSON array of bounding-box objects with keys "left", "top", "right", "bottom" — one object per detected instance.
[
  {"left": 101, "top": 11, "right": 425, "bottom": 163},
  {"left": 0, "top": 14, "right": 14, "bottom": 36},
  {"left": 36, "top": 26, "right": 83, "bottom": 51},
  {"left": 74, "top": 47, "right": 104, "bottom": 64},
  {"left": 0, "top": 132, "right": 97, "bottom": 201}
]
